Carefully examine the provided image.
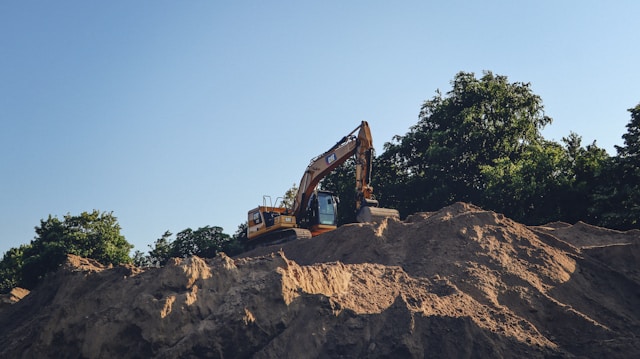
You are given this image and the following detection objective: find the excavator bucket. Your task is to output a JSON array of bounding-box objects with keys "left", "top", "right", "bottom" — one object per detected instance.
[{"left": 356, "top": 206, "right": 400, "bottom": 223}]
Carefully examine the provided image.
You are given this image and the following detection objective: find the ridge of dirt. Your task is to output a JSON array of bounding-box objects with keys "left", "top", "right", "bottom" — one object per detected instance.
[
  {"left": 534, "top": 220, "right": 639, "bottom": 248},
  {"left": 1, "top": 202, "right": 639, "bottom": 358},
  {"left": 0, "top": 287, "right": 29, "bottom": 309}
]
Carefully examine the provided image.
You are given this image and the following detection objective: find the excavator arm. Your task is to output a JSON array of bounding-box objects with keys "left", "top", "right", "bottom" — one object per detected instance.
[
  {"left": 292, "top": 123, "right": 357, "bottom": 218},
  {"left": 291, "top": 121, "right": 397, "bottom": 223},
  {"left": 291, "top": 122, "right": 371, "bottom": 218}
]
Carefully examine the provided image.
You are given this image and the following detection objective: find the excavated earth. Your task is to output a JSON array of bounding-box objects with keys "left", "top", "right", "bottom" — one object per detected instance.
[{"left": 1, "top": 203, "right": 639, "bottom": 358}]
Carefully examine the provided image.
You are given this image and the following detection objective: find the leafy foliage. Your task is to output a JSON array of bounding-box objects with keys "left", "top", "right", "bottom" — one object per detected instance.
[
  {"left": 0, "top": 245, "right": 30, "bottom": 293},
  {"left": 280, "top": 184, "right": 298, "bottom": 210},
  {"left": 171, "top": 226, "right": 229, "bottom": 258},
  {"left": 481, "top": 141, "right": 571, "bottom": 224},
  {"left": 590, "top": 103, "right": 640, "bottom": 229},
  {"left": 560, "top": 134, "right": 609, "bottom": 224},
  {"left": 376, "top": 71, "right": 551, "bottom": 218},
  {"left": 133, "top": 230, "right": 174, "bottom": 267},
  {"left": 1, "top": 210, "right": 132, "bottom": 292},
  {"left": 134, "top": 225, "right": 245, "bottom": 267},
  {"left": 228, "top": 222, "right": 248, "bottom": 256}
]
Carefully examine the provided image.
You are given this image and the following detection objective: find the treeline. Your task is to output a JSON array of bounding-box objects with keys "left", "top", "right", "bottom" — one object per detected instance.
[
  {"left": 324, "top": 71, "right": 639, "bottom": 230},
  {"left": 0, "top": 212, "right": 247, "bottom": 293},
  {"left": 131, "top": 225, "right": 246, "bottom": 268},
  {"left": 2, "top": 70, "right": 638, "bottom": 293}
]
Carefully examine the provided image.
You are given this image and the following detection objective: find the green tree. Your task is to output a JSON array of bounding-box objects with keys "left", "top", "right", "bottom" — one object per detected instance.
[
  {"left": 0, "top": 245, "right": 30, "bottom": 293},
  {"left": 170, "top": 226, "right": 230, "bottom": 259},
  {"left": 591, "top": 103, "right": 640, "bottom": 229},
  {"left": 377, "top": 71, "right": 552, "bottom": 216},
  {"left": 149, "top": 230, "right": 173, "bottom": 266},
  {"left": 1, "top": 210, "right": 133, "bottom": 291},
  {"left": 617, "top": 103, "right": 640, "bottom": 158},
  {"left": 226, "top": 223, "right": 248, "bottom": 256},
  {"left": 480, "top": 132, "right": 610, "bottom": 225},
  {"left": 134, "top": 224, "right": 246, "bottom": 268},
  {"left": 560, "top": 133, "right": 609, "bottom": 224},
  {"left": 480, "top": 141, "right": 572, "bottom": 224},
  {"left": 132, "top": 230, "right": 173, "bottom": 267},
  {"left": 132, "top": 250, "right": 150, "bottom": 268},
  {"left": 280, "top": 184, "right": 298, "bottom": 210}
]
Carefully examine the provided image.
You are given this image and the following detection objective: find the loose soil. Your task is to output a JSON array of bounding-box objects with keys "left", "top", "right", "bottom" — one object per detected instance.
[{"left": 1, "top": 202, "right": 638, "bottom": 358}]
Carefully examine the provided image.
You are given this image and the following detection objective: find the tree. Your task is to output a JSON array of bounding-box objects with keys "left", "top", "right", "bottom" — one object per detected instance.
[
  {"left": 614, "top": 103, "right": 640, "bottom": 228},
  {"left": 133, "top": 223, "right": 247, "bottom": 268},
  {"left": 226, "top": 223, "right": 248, "bottom": 256},
  {"left": 132, "top": 250, "right": 151, "bottom": 268},
  {"left": 170, "top": 226, "right": 230, "bottom": 259},
  {"left": 591, "top": 103, "right": 640, "bottom": 229},
  {"left": 480, "top": 141, "right": 572, "bottom": 224},
  {"left": 560, "top": 133, "right": 609, "bottom": 224},
  {"left": 616, "top": 103, "right": 640, "bottom": 158},
  {"left": 0, "top": 245, "right": 30, "bottom": 293},
  {"left": 148, "top": 230, "right": 173, "bottom": 265},
  {"left": 133, "top": 230, "right": 174, "bottom": 267},
  {"left": 377, "top": 71, "right": 552, "bottom": 216},
  {"left": 280, "top": 184, "right": 298, "bottom": 210},
  {"left": 1, "top": 210, "right": 132, "bottom": 291}
]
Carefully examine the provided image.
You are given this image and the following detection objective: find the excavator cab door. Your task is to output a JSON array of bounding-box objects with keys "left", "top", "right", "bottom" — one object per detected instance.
[
  {"left": 305, "top": 190, "right": 338, "bottom": 235},
  {"left": 317, "top": 191, "right": 338, "bottom": 225}
]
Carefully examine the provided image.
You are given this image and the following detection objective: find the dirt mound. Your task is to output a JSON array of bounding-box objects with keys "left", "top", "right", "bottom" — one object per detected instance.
[{"left": 1, "top": 203, "right": 639, "bottom": 358}]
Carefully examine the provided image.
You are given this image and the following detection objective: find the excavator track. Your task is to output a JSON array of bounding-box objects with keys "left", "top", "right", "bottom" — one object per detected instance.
[{"left": 246, "top": 228, "right": 312, "bottom": 251}]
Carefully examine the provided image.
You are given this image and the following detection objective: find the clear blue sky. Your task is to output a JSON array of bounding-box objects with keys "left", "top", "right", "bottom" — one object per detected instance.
[{"left": 1, "top": 1, "right": 639, "bottom": 256}]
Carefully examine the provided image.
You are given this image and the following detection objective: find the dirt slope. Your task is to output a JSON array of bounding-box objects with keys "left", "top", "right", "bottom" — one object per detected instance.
[{"left": 1, "top": 203, "right": 639, "bottom": 358}]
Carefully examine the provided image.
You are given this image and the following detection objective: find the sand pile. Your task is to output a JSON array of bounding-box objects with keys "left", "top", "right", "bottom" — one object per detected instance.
[{"left": 1, "top": 202, "right": 639, "bottom": 358}]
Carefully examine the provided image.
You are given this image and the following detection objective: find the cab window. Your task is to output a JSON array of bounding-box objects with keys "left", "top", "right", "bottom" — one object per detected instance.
[{"left": 251, "top": 211, "right": 262, "bottom": 225}]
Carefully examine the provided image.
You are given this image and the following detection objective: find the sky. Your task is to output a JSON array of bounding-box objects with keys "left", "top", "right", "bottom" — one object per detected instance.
[{"left": 1, "top": 1, "right": 639, "bottom": 256}]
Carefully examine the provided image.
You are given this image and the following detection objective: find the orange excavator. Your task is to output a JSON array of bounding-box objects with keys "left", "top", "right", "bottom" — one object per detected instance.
[{"left": 246, "top": 121, "right": 399, "bottom": 246}]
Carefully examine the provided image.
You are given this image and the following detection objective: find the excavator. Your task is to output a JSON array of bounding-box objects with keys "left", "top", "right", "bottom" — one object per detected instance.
[{"left": 246, "top": 121, "right": 400, "bottom": 246}]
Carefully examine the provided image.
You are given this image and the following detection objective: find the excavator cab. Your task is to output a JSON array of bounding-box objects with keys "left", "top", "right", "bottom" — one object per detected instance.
[{"left": 305, "top": 190, "right": 339, "bottom": 236}]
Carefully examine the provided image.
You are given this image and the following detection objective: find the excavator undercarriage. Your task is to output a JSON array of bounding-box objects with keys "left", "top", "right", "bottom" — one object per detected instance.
[{"left": 245, "top": 227, "right": 312, "bottom": 250}]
